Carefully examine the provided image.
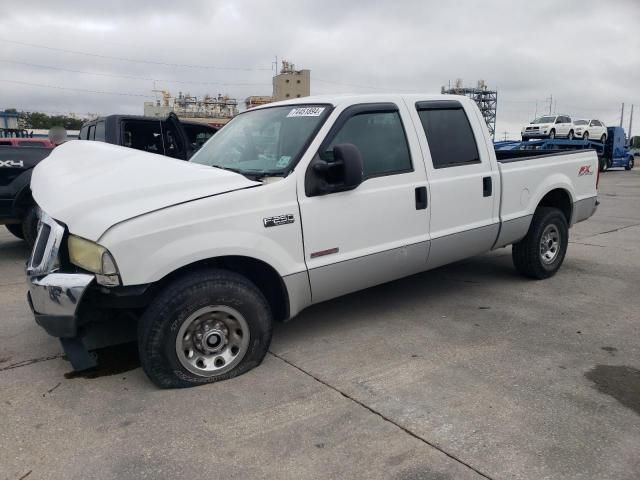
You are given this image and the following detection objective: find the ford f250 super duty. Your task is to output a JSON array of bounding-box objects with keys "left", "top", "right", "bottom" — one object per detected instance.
[{"left": 25, "top": 94, "right": 599, "bottom": 388}]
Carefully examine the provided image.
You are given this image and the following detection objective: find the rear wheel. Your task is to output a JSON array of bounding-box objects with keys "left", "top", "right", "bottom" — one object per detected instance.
[
  {"left": 5, "top": 224, "right": 24, "bottom": 239},
  {"left": 600, "top": 134, "right": 607, "bottom": 143},
  {"left": 138, "top": 269, "right": 273, "bottom": 389},
  {"left": 626, "top": 157, "right": 634, "bottom": 171},
  {"left": 548, "top": 129, "right": 556, "bottom": 140},
  {"left": 512, "top": 207, "right": 568, "bottom": 279},
  {"left": 568, "top": 130, "right": 575, "bottom": 140}
]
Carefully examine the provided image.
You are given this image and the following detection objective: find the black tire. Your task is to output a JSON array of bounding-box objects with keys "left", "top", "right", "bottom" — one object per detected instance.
[
  {"left": 626, "top": 157, "right": 634, "bottom": 171},
  {"left": 5, "top": 223, "right": 24, "bottom": 239},
  {"left": 582, "top": 131, "right": 589, "bottom": 140},
  {"left": 599, "top": 157, "right": 608, "bottom": 172},
  {"left": 22, "top": 206, "right": 39, "bottom": 248},
  {"left": 549, "top": 129, "right": 556, "bottom": 140},
  {"left": 600, "top": 134, "right": 606, "bottom": 143},
  {"left": 138, "top": 269, "right": 273, "bottom": 389},
  {"left": 512, "top": 207, "right": 568, "bottom": 280},
  {"left": 568, "top": 130, "right": 575, "bottom": 140}
]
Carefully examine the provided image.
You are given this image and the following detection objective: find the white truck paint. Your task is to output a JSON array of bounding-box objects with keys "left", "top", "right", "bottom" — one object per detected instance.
[{"left": 27, "top": 94, "right": 599, "bottom": 388}]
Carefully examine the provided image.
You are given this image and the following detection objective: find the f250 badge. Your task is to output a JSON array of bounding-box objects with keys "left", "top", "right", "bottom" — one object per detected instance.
[
  {"left": 578, "top": 165, "right": 593, "bottom": 176},
  {"left": 0, "top": 160, "right": 24, "bottom": 168},
  {"left": 263, "top": 214, "right": 295, "bottom": 228}
]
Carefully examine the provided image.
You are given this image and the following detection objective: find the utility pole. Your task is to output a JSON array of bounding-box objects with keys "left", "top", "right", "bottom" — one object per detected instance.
[
  {"left": 548, "top": 94, "right": 553, "bottom": 115},
  {"left": 628, "top": 104, "right": 634, "bottom": 138},
  {"left": 534, "top": 100, "right": 538, "bottom": 119},
  {"left": 620, "top": 103, "right": 625, "bottom": 127},
  {"left": 502, "top": 131, "right": 509, "bottom": 141}
]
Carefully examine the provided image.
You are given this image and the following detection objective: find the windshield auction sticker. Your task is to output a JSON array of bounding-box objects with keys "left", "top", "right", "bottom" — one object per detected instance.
[{"left": 287, "top": 107, "right": 325, "bottom": 117}]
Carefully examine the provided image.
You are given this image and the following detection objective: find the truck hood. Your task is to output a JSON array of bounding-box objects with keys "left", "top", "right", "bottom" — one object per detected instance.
[{"left": 31, "top": 141, "right": 259, "bottom": 240}]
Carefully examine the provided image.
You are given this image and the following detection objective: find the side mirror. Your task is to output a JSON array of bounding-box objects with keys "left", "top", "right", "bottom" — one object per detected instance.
[{"left": 305, "top": 143, "right": 364, "bottom": 197}]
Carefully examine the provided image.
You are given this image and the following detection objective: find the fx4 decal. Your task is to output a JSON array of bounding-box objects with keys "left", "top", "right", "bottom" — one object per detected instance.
[
  {"left": 578, "top": 165, "right": 593, "bottom": 176},
  {"left": 0, "top": 160, "right": 24, "bottom": 168},
  {"left": 263, "top": 214, "right": 295, "bottom": 228}
]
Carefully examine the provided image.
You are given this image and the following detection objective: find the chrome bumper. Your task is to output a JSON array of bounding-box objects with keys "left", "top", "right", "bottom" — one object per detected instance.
[
  {"left": 26, "top": 211, "right": 94, "bottom": 338},
  {"left": 28, "top": 273, "right": 94, "bottom": 337}
]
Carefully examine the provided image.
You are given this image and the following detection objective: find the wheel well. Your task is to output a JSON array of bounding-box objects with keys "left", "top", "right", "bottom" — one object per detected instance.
[
  {"left": 157, "top": 256, "right": 290, "bottom": 322},
  {"left": 538, "top": 189, "right": 572, "bottom": 223}
]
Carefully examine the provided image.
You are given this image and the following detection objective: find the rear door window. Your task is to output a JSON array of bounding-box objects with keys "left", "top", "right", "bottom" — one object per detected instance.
[{"left": 416, "top": 103, "right": 480, "bottom": 169}]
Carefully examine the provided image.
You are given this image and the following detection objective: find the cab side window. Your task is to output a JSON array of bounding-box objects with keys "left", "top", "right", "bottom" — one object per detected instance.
[
  {"left": 416, "top": 104, "right": 480, "bottom": 169},
  {"left": 322, "top": 110, "right": 412, "bottom": 179}
]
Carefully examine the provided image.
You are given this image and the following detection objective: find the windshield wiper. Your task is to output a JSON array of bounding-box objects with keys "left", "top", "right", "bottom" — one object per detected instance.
[{"left": 210, "top": 164, "right": 245, "bottom": 174}]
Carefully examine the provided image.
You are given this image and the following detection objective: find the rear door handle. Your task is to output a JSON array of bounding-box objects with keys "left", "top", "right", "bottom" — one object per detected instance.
[
  {"left": 483, "top": 177, "right": 492, "bottom": 197},
  {"left": 415, "top": 186, "right": 427, "bottom": 210}
]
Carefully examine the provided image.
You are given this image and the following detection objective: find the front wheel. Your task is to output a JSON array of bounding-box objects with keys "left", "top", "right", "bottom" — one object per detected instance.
[
  {"left": 600, "top": 134, "right": 607, "bottom": 143},
  {"left": 548, "top": 129, "right": 556, "bottom": 140},
  {"left": 582, "top": 131, "right": 589, "bottom": 140},
  {"left": 568, "top": 130, "right": 575, "bottom": 140},
  {"left": 138, "top": 269, "right": 273, "bottom": 389},
  {"left": 512, "top": 207, "right": 568, "bottom": 279}
]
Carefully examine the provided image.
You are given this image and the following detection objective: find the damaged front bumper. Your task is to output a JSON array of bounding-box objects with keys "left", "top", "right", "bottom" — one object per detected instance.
[
  {"left": 27, "top": 272, "right": 94, "bottom": 338},
  {"left": 26, "top": 211, "right": 98, "bottom": 369}
]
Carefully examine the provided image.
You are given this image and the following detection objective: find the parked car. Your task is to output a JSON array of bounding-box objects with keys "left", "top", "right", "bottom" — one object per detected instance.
[
  {"left": 573, "top": 119, "right": 607, "bottom": 142},
  {"left": 26, "top": 94, "right": 599, "bottom": 388},
  {"left": 0, "top": 141, "right": 54, "bottom": 244},
  {"left": 522, "top": 115, "right": 575, "bottom": 140},
  {"left": 79, "top": 113, "right": 217, "bottom": 160}
]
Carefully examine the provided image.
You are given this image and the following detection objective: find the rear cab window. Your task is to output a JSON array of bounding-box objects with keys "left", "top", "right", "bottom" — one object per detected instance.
[
  {"left": 415, "top": 101, "right": 480, "bottom": 169},
  {"left": 121, "top": 120, "right": 164, "bottom": 154}
]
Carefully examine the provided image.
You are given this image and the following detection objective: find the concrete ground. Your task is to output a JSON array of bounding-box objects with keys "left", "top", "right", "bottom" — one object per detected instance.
[{"left": 1, "top": 169, "right": 639, "bottom": 480}]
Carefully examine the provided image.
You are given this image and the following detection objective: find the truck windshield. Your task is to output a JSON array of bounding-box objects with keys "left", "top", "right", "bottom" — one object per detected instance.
[
  {"left": 190, "top": 104, "right": 331, "bottom": 176},
  {"left": 532, "top": 116, "right": 556, "bottom": 124}
]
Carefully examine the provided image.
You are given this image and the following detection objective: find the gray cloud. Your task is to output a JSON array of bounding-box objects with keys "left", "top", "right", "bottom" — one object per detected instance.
[{"left": 1, "top": 0, "right": 638, "bottom": 136}]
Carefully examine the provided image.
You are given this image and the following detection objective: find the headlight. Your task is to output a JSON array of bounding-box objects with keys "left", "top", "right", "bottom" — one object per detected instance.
[{"left": 67, "top": 235, "right": 120, "bottom": 286}]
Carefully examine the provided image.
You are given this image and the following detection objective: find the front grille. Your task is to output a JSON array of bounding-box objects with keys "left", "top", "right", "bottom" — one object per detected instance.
[
  {"left": 26, "top": 211, "right": 65, "bottom": 276},
  {"left": 31, "top": 223, "right": 51, "bottom": 266}
]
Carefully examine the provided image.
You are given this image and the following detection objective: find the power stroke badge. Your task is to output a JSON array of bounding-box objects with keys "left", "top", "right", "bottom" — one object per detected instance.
[{"left": 263, "top": 214, "right": 295, "bottom": 228}]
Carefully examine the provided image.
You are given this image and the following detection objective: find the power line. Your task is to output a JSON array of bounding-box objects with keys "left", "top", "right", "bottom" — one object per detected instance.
[
  {"left": 0, "top": 59, "right": 271, "bottom": 87},
  {"left": 0, "top": 38, "right": 272, "bottom": 71},
  {"left": 0, "top": 78, "right": 154, "bottom": 98}
]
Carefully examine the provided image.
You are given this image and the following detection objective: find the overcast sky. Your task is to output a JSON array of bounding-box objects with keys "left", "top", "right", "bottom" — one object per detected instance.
[{"left": 1, "top": 0, "right": 638, "bottom": 138}]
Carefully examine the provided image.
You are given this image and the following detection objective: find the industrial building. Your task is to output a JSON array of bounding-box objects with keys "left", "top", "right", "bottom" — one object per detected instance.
[
  {"left": 144, "top": 91, "right": 238, "bottom": 129},
  {"left": 244, "top": 60, "right": 311, "bottom": 109}
]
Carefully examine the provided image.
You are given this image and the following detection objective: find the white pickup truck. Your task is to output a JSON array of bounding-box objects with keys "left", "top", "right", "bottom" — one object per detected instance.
[{"left": 26, "top": 94, "right": 599, "bottom": 388}]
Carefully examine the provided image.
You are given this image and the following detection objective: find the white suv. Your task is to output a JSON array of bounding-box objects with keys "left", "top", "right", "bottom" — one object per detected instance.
[
  {"left": 573, "top": 119, "right": 607, "bottom": 142},
  {"left": 521, "top": 115, "right": 574, "bottom": 140}
]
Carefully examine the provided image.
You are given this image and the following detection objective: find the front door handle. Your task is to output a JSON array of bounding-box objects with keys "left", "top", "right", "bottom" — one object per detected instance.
[
  {"left": 415, "top": 186, "right": 427, "bottom": 210},
  {"left": 483, "top": 177, "right": 492, "bottom": 197}
]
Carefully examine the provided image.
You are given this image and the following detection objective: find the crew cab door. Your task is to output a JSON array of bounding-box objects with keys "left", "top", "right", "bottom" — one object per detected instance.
[
  {"left": 297, "top": 102, "right": 430, "bottom": 304},
  {"left": 407, "top": 99, "right": 500, "bottom": 269}
]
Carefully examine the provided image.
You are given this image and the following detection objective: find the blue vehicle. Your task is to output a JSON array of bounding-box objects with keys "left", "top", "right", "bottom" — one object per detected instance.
[{"left": 496, "top": 126, "right": 634, "bottom": 172}]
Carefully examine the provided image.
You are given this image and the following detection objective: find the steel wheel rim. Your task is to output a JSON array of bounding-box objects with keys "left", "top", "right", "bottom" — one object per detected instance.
[
  {"left": 175, "top": 305, "right": 250, "bottom": 377},
  {"left": 540, "top": 224, "right": 561, "bottom": 264}
]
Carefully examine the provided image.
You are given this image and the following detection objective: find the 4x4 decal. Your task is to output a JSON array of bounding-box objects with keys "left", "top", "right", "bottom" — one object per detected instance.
[{"left": 0, "top": 160, "right": 24, "bottom": 168}]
